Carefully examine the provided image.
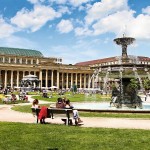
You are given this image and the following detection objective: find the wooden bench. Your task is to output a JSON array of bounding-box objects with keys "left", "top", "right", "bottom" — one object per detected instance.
[{"left": 31, "top": 108, "right": 73, "bottom": 125}]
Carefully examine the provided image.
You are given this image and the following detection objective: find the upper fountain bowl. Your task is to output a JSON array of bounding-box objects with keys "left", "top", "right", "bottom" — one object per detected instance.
[{"left": 114, "top": 37, "right": 135, "bottom": 46}]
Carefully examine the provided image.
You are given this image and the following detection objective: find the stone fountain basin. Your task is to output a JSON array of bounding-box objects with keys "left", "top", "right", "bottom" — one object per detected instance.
[{"left": 72, "top": 102, "right": 150, "bottom": 113}]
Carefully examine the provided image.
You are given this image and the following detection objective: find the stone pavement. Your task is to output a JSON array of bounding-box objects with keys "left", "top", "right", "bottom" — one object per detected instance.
[{"left": 0, "top": 95, "right": 150, "bottom": 130}]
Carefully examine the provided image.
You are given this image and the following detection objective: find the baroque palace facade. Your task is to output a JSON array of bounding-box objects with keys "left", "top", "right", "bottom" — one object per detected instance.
[
  {"left": 1, "top": 47, "right": 150, "bottom": 90},
  {"left": 0, "top": 47, "right": 93, "bottom": 89}
]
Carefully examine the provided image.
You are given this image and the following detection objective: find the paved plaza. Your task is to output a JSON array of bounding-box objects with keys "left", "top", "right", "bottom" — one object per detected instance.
[{"left": 0, "top": 96, "right": 150, "bottom": 130}]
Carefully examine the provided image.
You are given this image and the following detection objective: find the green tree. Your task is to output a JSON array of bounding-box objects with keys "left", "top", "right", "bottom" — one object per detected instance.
[
  {"left": 126, "top": 78, "right": 140, "bottom": 93},
  {"left": 143, "top": 78, "right": 150, "bottom": 90}
]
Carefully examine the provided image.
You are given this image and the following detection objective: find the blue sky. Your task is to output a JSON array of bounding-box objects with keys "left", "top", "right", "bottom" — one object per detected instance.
[{"left": 0, "top": 0, "right": 150, "bottom": 64}]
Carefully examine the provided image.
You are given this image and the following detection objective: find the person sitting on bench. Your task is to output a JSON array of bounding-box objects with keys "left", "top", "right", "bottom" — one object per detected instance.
[
  {"left": 38, "top": 106, "right": 47, "bottom": 124},
  {"left": 56, "top": 97, "right": 66, "bottom": 108},
  {"left": 65, "top": 99, "right": 83, "bottom": 125}
]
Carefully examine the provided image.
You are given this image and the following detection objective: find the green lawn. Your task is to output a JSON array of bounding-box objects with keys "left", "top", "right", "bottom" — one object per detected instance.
[
  {"left": 31, "top": 93, "right": 111, "bottom": 102},
  {"left": 12, "top": 104, "right": 150, "bottom": 119},
  {"left": 2, "top": 92, "right": 150, "bottom": 150},
  {"left": 0, "top": 122, "right": 150, "bottom": 150}
]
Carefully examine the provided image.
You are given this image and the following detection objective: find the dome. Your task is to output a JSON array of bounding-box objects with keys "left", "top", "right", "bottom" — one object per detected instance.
[{"left": 0, "top": 47, "right": 43, "bottom": 57}]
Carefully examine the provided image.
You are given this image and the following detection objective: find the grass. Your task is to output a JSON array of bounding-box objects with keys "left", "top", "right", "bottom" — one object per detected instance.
[
  {"left": 12, "top": 104, "right": 150, "bottom": 119},
  {"left": 0, "top": 94, "right": 29, "bottom": 104},
  {"left": 32, "top": 92, "right": 111, "bottom": 102},
  {"left": 2, "top": 92, "right": 150, "bottom": 149},
  {"left": 0, "top": 122, "right": 150, "bottom": 150}
]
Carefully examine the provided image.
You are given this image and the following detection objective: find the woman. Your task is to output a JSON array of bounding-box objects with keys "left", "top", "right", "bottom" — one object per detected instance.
[
  {"left": 65, "top": 99, "right": 83, "bottom": 125},
  {"left": 31, "top": 99, "right": 40, "bottom": 121},
  {"left": 31, "top": 99, "right": 47, "bottom": 124},
  {"left": 56, "top": 97, "right": 65, "bottom": 108},
  {"left": 32, "top": 99, "right": 40, "bottom": 109}
]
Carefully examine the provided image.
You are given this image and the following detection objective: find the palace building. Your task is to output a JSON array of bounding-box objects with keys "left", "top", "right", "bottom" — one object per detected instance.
[
  {"left": 76, "top": 55, "right": 150, "bottom": 91},
  {"left": 1, "top": 47, "right": 150, "bottom": 90},
  {"left": 0, "top": 47, "right": 93, "bottom": 89}
]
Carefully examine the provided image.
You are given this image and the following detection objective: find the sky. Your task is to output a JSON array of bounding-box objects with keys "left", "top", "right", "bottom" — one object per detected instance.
[{"left": 0, "top": 0, "right": 150, "bottom": 64}]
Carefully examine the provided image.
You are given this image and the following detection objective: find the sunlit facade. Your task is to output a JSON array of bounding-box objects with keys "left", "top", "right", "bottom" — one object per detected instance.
[{"left": 0, "top": 47, "right": 93, "bottom": 89}]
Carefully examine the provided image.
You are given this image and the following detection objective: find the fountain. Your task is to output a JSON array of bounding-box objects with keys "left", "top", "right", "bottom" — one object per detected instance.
[
  {"left": 87, "top": 34, "right": 150, "bottom": 109},
  {"left": 114, "top": 34, "right": 135, "bottom": 63}
]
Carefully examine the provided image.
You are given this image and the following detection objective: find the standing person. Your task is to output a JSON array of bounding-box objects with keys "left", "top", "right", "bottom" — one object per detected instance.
[{"left": 65, "top": 99, "right": 83, "bottom": 125}]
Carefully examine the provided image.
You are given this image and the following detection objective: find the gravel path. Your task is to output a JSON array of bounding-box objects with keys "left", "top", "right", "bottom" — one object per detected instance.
[{"left": 1, "top": 95, "right": 150, "bottom": 130}]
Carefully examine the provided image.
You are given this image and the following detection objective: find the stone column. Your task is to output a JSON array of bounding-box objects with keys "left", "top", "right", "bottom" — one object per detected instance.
[
  {"left": 39, "top": 70, "right": 42, "bottom": 88},
  {"left": 8, "top": 57, "right": 10, "bottom": 63},
  {"left": 57, "top": 71, "right": 59, "bottom": 88},
  {"left": 80, "top": 74, "right": 82, "bottom": 88},
  {"left": 23, "top": 71, "right": 25, "bottom": 77},
  {"left": 92, "top": 77, "right": 95, "bottom": 88},
  {"left": 3, "top": 56, "right": 5, "bottom": 63},
  {"left": 62, "top": 73, "right": 64, "bottom": 89},
  {"left": 31, "top": 59, "right": 33, "bottom": 64},
  {"left": 66, "top": 73, "right": 68, "bottom": 89},
  {"left": 11, "top": 70, "right": 14, "bottom": 88},
  {"left": 14, "top": 57, "right": 17, "bottom": 63},
  {"left": 4, "top": 70, "right": 7, "bottom": 88},
  {"left": 75, "top": 73, "right": 77, "bottom": 86},
  {"left": 84, "top": 74, "right": 86, "bottom": 88},
  {"left": 51, "top": 70, "right": 53, "bottom": 87},
  {"left": 88, "top": 74, "right": 91, "bottom": 88},
  {"left": 71, "top": 73, "right": 73, "bottom": 88},
  {"left": 46, "top": 70, "right": 48, "bottom": 88},
  {"left": 17, "top": 71, "right": 19, "bottom": 87}
]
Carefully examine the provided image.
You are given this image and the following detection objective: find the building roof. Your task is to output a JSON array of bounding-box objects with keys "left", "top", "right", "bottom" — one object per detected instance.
[
  {"left": 75, "top": 57, "right": 116, "bottom": 66},
  {"left": 75, "top": 56, "right": 150, "bottom": 66},
  {"left": 0, "top": 47, "right": 43, "bottom": 57}
]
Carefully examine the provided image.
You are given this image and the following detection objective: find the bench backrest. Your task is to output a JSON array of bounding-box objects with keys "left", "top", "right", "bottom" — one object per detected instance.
[{"left": 31, "top": 108, "right": 73, "bottom": 118}]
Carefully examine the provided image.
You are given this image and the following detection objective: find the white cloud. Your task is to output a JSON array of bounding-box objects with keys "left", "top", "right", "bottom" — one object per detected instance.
[
  {"left": 0, "top": 16, "right": 16, "bottom": 38},
  {"left": 48, "top": 0, "right": 67, "bottom": 4},
  {"left": 92, "top": 10, "right": 135, "bottom": 36},
  {"left": 49, "top": 0, "right": 91, "bottom": 7},
  {"left": 74, "top": 0, "right": 150, "bottom": 40},
  {"left": 57, "top": 19, "right": 73, "bottom": 33},
  {"left": 142, "top": 6, "right": 150, "bottom": 15},
  {"left": 69, "top": 0, "right": 92, "bottom": 7},
  {"left": 85, "top": 0, "right": 128, "bottom": 25},
  {"left": 75, "top": 27, "right": 92, "bottom": 36},
  {"left": 11, "top": 5, "right": 61, "bottom": 32},
  {"left": 127, "top": 14, "right": 150, "bottom": 39},
  {"left": 27, "top": 0, "right": 45, "bottom": 4},
  {"left": 58, "top": 6, "right": 71, "bottom": 14},
  {"left": 92, "top": 9, "right": 150, "bottom": 39}
]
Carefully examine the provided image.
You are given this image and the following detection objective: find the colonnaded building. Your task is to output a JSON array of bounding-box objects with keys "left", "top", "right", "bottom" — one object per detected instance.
[
  {"left": 0, "top": 47, "right": 150, "bottom": 90},
  {"left": 0, "top": 47, "right": 93, "bottom": 89}
]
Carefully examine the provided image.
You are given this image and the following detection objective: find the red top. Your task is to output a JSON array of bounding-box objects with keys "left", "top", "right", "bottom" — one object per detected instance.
[{"left": 38, "top": 106, "right": 47, "bottom": 120}]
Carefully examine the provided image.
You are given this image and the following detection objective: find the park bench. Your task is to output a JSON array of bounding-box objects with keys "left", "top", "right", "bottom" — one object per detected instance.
[{"left": 31, "top": 108, "right": 73, "bottom": 125}]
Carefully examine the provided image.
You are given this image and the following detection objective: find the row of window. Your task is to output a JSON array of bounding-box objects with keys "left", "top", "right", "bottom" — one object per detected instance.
[
  {"left": 91, "top": 61, "right": 150, "bottom": 67},
  {"left": 0, "top": 57, "right": 37, "bottom": 65}
]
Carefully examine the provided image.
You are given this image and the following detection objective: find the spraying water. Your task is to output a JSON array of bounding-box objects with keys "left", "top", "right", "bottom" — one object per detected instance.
[
  {"left": 133, "top": 67, "right": 144, "bottom": 91},
  {"left": 119, "top": 67, "right": 124, "bottom": 101},
  {"left": 103, "top": 67, "right": 111, "bottom": 92}
]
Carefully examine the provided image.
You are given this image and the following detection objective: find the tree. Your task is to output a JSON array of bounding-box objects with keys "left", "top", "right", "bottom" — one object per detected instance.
[
  {"left": 128, "top": 78, "right": 140, "bottom": 90},
  {"left": 143, "top": 78, "right": 150, "bottom": 91}
]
